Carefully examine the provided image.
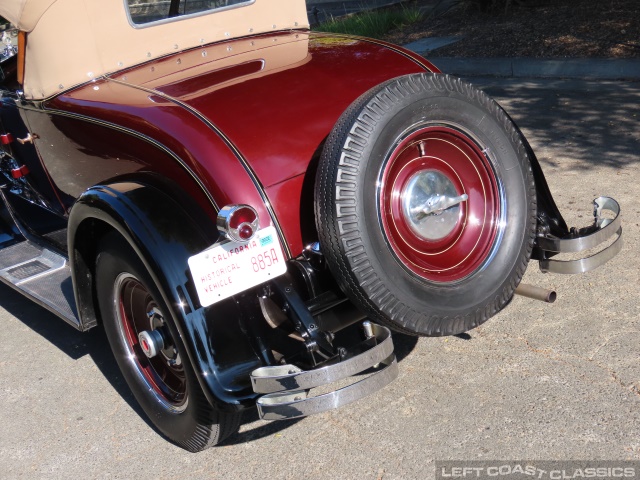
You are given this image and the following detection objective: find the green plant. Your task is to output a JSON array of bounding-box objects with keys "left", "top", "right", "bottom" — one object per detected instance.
[
  {"left": 316, "top": 4, "right": 424, "bottom": 39},
  {"left": 399, "top": 3, "right": 424, "bottom": 24}
]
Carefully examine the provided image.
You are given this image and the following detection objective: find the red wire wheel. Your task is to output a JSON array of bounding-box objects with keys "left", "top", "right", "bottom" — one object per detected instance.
[
  {"left": 96, "top": 233, "right": 241, "bottom": 451},
  {"left": 316, "top": 73, "right": 536, "bottom": 336},
  {"left": 115, "top": 274, "right": 187, "bottom": 411},
  {"left": 379, "top": 125, "right": 501, "bottom": 283}
]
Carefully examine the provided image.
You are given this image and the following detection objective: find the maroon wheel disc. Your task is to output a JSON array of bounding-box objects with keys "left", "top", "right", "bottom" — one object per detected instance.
[{"left": 379, "top": 125, "right": 502, "bottom": 283}]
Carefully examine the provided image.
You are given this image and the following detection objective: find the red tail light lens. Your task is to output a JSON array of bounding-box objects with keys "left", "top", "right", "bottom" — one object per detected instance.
[
  {"left": 237, "top": 223, "right": 254, "bottom": 241},
  {"left": 217, "top": 204, "right": 260, "bottom": 243},
  {"left": 228, "top": 207, "right": 257, "bottom": 230}
]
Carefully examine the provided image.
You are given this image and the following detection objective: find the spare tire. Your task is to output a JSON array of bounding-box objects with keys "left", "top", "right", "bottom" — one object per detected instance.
[{"left": 315, "top": 73, "right": 536, "bottom": 336}]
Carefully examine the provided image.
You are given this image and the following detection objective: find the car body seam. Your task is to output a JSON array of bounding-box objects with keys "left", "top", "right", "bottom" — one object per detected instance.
[
  {"left": 106, "top": 76, "right": 292, "bottom": 259},
  {"left": 38, "top": 104, "right": 221, "bottom": 213},
  {"left": 310, "top": 32, "right": 438, "bottom": 72}
]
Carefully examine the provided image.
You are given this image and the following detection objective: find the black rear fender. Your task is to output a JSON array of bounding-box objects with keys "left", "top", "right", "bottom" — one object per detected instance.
[{"left": 68, "top": 180, "right": 262, "bottom": 410}]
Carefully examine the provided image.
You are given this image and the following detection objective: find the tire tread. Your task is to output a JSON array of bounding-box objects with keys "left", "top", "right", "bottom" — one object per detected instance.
[
  {"left": 315, "top": 73, "right": 537, "bottom": 336},
  {"left": 96, "top": 232, "right": 241, "bottom": 452}
]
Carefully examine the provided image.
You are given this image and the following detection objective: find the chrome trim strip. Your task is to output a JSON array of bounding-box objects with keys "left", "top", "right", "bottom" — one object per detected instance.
[
  {"left": 539, "top": 227, "right": 622, "bottom": 274},
  {"left": 256, "top": 355, "right": 398, "bottom": 421},
  {"left": 39, "top": 106, "right": 220, "bottom": 212},
  {"left": 251, "top": 322, "right": 394, "bottom": 393},
  {"left": 312, "top": 32, "right": 437, "bottom": 72},
  {"left": 536, "top": 197, "right": 621, "bottom": 253},
  {"left": 107, "top": 77, "right": 292, "bottom": 258}
]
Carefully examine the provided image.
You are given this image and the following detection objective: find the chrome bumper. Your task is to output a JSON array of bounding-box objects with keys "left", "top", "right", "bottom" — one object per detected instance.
[
  {"left": 250, "top": 323, "right": 397, "bottom": 420},
  {"left": 536, "top": 196, "right": 622, "bottom": 274}
]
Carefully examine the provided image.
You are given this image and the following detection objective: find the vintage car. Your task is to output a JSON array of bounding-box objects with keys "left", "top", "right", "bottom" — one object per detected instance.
[{"left": 0, "top": 0, "right": 622, "bottom": 451}]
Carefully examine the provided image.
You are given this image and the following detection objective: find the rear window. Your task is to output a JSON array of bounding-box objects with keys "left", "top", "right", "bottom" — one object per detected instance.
[{"left": 126, "top": 0, "right": 253, "bottom": 25}]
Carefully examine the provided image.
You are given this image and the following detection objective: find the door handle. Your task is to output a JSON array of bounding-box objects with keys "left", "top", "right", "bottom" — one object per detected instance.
[{"left": 16, "top": 132, "right": 38, "bottom": 144}]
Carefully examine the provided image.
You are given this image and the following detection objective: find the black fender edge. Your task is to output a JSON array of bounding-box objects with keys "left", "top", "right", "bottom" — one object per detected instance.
[
  {"left": 506, "top": 113, "right": 570, "bottom": 245},
  {"left": 68, "top": 180, "right": 261, "bottom": 411}
]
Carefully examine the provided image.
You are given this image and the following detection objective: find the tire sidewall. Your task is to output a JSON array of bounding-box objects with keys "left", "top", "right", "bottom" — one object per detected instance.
[
  {"left": 319, "top": 74, "right": 535, "bottom": 335},
  {"left": 96, "top": 236, "right": 218, "bottom": 447}
]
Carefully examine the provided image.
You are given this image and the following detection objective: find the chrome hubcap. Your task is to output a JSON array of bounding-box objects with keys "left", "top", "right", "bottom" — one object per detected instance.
[{"left": 401, "top": 170, "right": 467, "bottom": 241}]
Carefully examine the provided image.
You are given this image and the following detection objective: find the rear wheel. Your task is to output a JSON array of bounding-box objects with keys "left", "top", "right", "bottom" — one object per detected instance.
[
  {"left": 315, "top": 73, "right": 536, "bottom": 336},
  {"left": 96, "top": 232, "right": 240, "bottom": 451}
]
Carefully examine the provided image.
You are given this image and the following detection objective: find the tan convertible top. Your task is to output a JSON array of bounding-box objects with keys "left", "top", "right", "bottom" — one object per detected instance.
[
  {"left": 0, "top": 0, "right": 57, "bottom": 32},
  {"left": 0, "top": 0, "right": 308, "bottom": 99}
]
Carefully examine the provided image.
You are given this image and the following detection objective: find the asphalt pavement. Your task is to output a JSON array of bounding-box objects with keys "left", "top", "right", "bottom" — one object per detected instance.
[
  {"left": 10, "top": 2, "right": 632, "bottom": 476},
  {"left": 1, "top": 78, "right": 639, "bottom": 478}
]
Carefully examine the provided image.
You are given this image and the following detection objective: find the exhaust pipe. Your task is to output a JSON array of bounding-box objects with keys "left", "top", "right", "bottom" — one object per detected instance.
[{"left": 515, "top": 283, "right": 556, "bottom": 303}]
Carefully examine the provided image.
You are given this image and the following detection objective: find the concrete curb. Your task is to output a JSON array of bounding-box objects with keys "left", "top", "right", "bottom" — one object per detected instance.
[{"left": 422, "top": 57, "right": 640, "bottom": 80}]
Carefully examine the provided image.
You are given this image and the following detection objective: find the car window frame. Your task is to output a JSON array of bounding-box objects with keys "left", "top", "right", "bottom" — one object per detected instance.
[{"left": 124, "top": 0, "right": 256, "bottom": 29}]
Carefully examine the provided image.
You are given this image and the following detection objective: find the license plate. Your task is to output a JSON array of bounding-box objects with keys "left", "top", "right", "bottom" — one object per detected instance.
[{"left": 188, "top": 226, "right": 287, "bottom": 307}]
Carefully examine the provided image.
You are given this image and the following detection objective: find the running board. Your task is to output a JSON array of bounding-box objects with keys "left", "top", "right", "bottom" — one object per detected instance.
[
  {"left": 535, "top": 196, "right": 622, "bottom": 274},
  {"left": 251, "top": 322, "right": 397, "bottom": 420},
  {"left": 0, "top": 240, "right": 79, "bottom": 328}
]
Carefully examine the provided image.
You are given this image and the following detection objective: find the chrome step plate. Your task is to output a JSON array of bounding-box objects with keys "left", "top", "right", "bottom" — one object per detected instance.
[
  {"left": 251, "top": 323, "right": 397, "bottom": 420},
  {"left": 0, "top": 241, "right": 79, "bottom": 327}
]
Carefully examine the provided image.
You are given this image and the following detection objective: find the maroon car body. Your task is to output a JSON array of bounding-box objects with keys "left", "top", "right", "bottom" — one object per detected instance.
[{"left": 46, "top": 31, "right": 439, "bottom": 255}]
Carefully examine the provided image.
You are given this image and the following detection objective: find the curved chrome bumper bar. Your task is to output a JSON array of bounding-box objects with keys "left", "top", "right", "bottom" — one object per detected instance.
[
  {"left": 251, "top": 323, "right": 397, "bottom": 420},
  {"left": 536, "top": 196, "right": 622, "bottom": 274}
]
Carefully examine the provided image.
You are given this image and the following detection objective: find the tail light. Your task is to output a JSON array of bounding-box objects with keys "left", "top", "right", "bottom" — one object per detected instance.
[{"left": 217, "top": 204, "right": 260, "bottom": 243}]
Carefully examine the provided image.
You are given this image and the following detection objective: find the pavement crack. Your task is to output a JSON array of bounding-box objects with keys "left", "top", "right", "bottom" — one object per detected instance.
[
  {"left": 607, "top": 368, "right": 640, "bottom": 398},
  {"left": 587, "top": 330, "right": 640, "bottom": 361}
]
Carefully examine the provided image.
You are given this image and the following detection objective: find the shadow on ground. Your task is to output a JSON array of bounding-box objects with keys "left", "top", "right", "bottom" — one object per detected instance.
[
  {"left": 0, "top": 282, "right": 150, "bottom": 422},
  {"left": 470, "top": 78, "right": 640, "bottom": 171},
  {"left": 0, "top": 281, "right": 419, "bottom": 444}
]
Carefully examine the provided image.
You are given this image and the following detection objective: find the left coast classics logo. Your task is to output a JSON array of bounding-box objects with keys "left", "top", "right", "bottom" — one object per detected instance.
[{"left": 435, "top": 462, "right": 638, "bottom": 480}]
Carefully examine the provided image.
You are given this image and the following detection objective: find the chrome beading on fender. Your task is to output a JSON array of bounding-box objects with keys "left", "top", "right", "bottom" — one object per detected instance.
[{"left": 251, "top": 323, "right": 397, "bottom": 420}]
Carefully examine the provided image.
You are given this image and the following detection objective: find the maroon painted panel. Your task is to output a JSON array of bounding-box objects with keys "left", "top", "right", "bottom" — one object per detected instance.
[
  {"left": 48, "top": 31, "right": 437, "bottom": 255},
  {"left": 26, "top": 110, "right": 212, "bottom": 217},
  {"left": 265, "top": 173, "right": 307, "bottom": 256},
  {"left": 45, "top": 80, "right": 274, "bottom": 240},
  {"left": 133, "top": 32, "right": 435, "bottom": 188}
]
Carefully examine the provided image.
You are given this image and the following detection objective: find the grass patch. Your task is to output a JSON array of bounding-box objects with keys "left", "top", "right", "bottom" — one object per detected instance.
[{"left": 316, "top": 4, "right": 424, "bottom": 39}]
